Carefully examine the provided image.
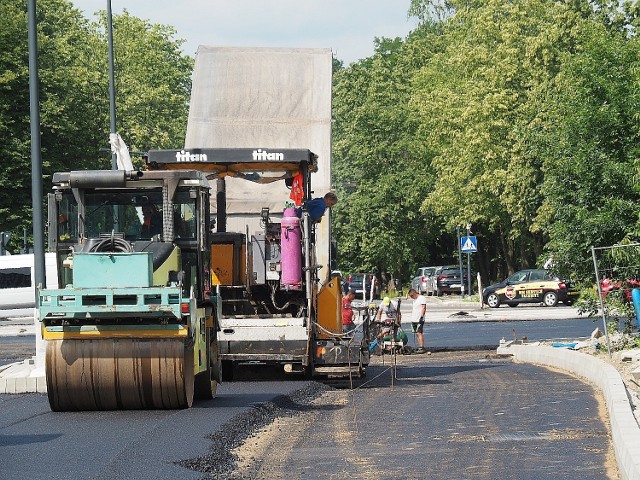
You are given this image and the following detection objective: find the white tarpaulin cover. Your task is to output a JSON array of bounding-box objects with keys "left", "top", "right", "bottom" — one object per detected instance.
[
  {"left": 184, "top": 46, "right": 333, "bottom": 272},
  {"left": 109, "top": 133, "right": 134, "bottom": 171}
]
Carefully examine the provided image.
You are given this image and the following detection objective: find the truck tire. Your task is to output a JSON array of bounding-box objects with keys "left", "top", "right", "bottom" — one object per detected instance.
[{"left": 222, "top": 360, "right": 234, "bottom": 382}]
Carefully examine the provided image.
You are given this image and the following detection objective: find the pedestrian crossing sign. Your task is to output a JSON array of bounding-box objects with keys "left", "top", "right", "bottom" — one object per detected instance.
[{"left": 461, "top": 236, "right": 477, "bottom": 253}]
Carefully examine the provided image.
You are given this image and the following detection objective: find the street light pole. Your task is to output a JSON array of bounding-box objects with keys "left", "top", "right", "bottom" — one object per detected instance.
[
  {"left": 28, "top": 0, "right": 47, "bottom": 373},
  {"left": 28, "top": 0, "right": 45, "bottom": 289},
  {"left": 107, "top": 0, "right": 117, "bottom": 170}
]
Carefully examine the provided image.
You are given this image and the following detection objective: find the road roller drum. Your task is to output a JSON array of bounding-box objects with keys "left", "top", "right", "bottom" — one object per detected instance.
[{"left": 45, "top": 338, "right": 194, "bottom": 411}]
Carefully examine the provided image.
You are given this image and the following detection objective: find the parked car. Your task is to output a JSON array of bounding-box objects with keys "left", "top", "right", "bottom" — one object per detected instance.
[
  {"left": 482, "top": 269, "right": 579, "bottom": 308},
  {"left": 411, "top": 266, "right": 438, "bottom": 295},
  {"left": 345, "top": 273, "right": 380, "bottom": 300},
  {"left": 434, "top": 265, "right": 469, "bottom": 296}
]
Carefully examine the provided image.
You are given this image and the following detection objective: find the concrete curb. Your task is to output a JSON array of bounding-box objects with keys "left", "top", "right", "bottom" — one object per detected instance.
[
  {"left": 0, "top": 357, "right": 46, "bottom": 394},
  {"left": 498, "top": 343, "right": 640, "bottom": 480}
]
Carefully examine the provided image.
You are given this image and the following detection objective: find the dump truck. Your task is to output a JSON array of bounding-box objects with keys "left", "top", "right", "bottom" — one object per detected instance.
[{"left": 39, "top": 169, "right": 220, "bottom": 410}]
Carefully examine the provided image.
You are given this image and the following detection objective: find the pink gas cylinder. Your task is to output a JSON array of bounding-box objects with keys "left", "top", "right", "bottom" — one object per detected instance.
[{"left": 281, "top": 208, "right": 302, "bottom": 289}]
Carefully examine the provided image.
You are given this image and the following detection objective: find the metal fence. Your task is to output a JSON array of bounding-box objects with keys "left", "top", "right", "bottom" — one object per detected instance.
[{"left": 591, "top": 242, "right": 640, "bottom": 356}]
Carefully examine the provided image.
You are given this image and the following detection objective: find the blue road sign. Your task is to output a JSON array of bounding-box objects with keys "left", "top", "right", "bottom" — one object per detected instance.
[{"left": 461, "top": 236, "right": 477, "bottom": 253}]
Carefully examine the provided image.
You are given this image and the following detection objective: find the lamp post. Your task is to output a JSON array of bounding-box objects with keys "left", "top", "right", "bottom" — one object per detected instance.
[
  {"left": 107, "top": 0, "right": 117, "bottom": 170},
  {"left": 28, "top": 0, "right": 44, "bottom": 287},
  {"left": 28, "top": 0, "right": 46, "bottom": 372}
]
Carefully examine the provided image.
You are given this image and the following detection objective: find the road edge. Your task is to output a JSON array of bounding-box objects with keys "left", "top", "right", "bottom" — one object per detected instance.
[{"left": 498, "top": 343, "right": 640, "bottom": 480}]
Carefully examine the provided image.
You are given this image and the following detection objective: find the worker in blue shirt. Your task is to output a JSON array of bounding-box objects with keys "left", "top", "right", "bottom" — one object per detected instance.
[{"left": 296, "top": 192, "right": 338, "bottom": 222}]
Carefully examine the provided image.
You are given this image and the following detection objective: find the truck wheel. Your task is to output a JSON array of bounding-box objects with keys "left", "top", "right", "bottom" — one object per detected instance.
[{"left": 222, "top": 360, "right": 234, "bottom": 382}]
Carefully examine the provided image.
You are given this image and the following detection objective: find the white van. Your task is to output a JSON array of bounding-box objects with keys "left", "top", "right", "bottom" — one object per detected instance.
[{"left": 0, "top": 253, "right": 58, "bottom": 310}]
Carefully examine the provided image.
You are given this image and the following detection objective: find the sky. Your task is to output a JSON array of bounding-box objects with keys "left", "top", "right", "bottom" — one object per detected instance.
[{"left": 71, "top": 1, "right": 420, "bottom": 64}]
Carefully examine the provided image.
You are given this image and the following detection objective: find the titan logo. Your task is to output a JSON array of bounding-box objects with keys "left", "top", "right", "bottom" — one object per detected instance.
[
  {"left": 252, "top": 149, "right": 284, "bottom": 161},
  {"left": 175, "top": 150, "right": 208, "bottom": 162}
]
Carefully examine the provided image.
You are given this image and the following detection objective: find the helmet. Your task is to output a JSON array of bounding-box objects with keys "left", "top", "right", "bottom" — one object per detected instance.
[{"left": 382, "top": 296, "right": 391, "bottom": 306}]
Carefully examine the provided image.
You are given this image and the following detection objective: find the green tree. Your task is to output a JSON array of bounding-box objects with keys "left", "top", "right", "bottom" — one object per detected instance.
[
  {"left": 0, "top": 1, "right": 192, "bottom": 253},
  {"left": 532, "top": 23, "right": 640, "bottom": 282},
  {"left": 333, "top": 0, "right": 640, "bottom": 287},
  {"left": 88, "top": 10, "right": 193, "bottom": 156},
  {"left": 332, "top": 32, "right": 436, "bottom": 283},
  {"left": 0, "top": 0, "right": 100, "bottom": 253},
  {"left": 410, "top": 0, "right": 604, "bottom": 281}
]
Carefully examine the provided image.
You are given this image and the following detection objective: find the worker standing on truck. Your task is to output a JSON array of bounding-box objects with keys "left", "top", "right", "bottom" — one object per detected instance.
[
  {"left": 296, "top": 192, "right": 338, "bottom": 222},
  {"left": 408, "top": 288, "right": 427, "bottom": 353}
]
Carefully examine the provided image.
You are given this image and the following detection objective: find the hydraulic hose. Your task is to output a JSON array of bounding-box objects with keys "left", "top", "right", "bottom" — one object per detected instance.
[{"left": 89, "top": 232, "right": 133, "bottom": 253}]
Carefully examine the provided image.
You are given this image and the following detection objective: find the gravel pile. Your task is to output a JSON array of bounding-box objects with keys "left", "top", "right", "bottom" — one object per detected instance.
[{"left": 177, "top": 381, "right": 331, "bottom": 479}]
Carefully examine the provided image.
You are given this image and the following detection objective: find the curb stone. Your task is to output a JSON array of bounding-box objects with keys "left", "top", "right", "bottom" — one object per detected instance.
[{"left": 0, "top": 357, "right": 46, "bottom": 394}]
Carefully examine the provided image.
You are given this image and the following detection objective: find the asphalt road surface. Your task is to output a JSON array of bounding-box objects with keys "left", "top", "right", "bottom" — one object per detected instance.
[
  {"left": 0, "top": 316, "right": 597, "bottom": 365},
  {"left": 0, "top": 302, "right": 618, "bottom": 479},
  {"left": 190, "top": 352, "right": 616, "bottom": 480},
  {"left": 0, "top": 375, "right": 319, "bottom": 480},
  {"left": 0, "top": 300, "right": 598, "bottom": 365},
  {"left": 0, "top": 352, "right": 616, "bottom": 480}
]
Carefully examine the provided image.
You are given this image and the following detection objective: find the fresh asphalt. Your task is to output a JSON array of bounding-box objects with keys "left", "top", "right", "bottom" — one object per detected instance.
[
  {"left": 205, "top": 352, "right": 612, "bottom": 479},
  {"left": 0, "top": 298, "right": 618, "bottom": 480},
  {"left": 0, "top": 352, "right": 614, "bottom": 480},
  {"left": 0, "top": 379, "right": 320, "bottom": 480}
]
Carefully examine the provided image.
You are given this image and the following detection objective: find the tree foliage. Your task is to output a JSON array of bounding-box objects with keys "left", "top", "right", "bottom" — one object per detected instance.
[
  {"left": 332, "top": 31, "right": 438, "bottom": 283},
  {"left": 533, "top": 21, "right": 640, "bottom": 281},
  {"left": 0, "top": 0, "right": 192, "bottom": 253},
  {"left": 89, "top": 10, "right": 193, "bottom": 155},
  {"left": 332, "top": 0, "right": 640, "bottom": 285}
]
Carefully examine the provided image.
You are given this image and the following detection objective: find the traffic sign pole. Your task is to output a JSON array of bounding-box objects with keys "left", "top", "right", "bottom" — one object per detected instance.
[
  {"left": 457, "top": 226, "right": 464, "bottom": 299},
  {"left": 460, "top": 232, "right": 478, "bottom": 296},
  {"left": 466, "top": 226, "right": 471, "bottom": 296}
]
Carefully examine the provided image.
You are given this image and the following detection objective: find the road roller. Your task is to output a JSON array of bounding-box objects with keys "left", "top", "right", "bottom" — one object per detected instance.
[{"left": 38, "top": 169, "right": 220, "bottom": 411}]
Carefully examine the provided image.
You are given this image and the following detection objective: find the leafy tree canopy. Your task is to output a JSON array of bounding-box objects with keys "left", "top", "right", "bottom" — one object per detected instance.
[
  {"left": 332, "top": 0, "right": 640, "bottom": 285},
  {"left": 0, "top": 0, "right": 193, "bottom": 253}
]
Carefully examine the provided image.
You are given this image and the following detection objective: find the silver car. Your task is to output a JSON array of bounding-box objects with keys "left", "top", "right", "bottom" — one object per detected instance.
[{"left": 411, "top": 266, "right": 438, "bottom": 295}]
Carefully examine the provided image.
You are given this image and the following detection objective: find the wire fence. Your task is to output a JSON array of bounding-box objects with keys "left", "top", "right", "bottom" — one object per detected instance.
[{"left": 590, "top": 243, "right": 640, "bottom": 356}]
